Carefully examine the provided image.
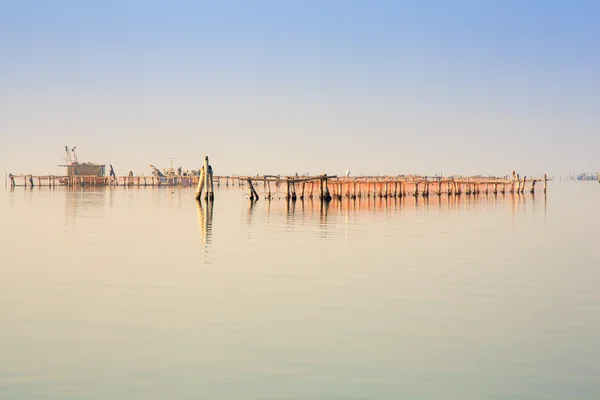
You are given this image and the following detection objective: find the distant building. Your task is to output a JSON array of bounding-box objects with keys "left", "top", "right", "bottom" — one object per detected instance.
[
  {"left": 577, "top": 172, "right": 599, "bottom": 181},
  {"left": 67, "top": 163, "right": 106, "bottom": 176},
  {"left": 60, "top": 146, "right": 105, "bottom": 176}
]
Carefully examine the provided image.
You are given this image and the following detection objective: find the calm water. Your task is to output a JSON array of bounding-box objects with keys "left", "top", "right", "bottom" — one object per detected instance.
[{"left": 1, "top": 182, "right": 599, "bottom": 400}]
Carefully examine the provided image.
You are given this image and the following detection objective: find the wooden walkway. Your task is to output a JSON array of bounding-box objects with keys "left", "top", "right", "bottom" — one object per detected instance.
[
  {"left": 6, "top": 172, "right": 550, "bottom": 199},
  {"left": 221, "top": 174, "right": 550, "bottom": 200},
  {"left": 5, "top": 174, "right": 201, "bottom": 188}
]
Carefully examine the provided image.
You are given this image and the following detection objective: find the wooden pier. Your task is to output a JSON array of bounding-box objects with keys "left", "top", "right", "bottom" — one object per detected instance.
[
  {"left": 5, "top": 173, "right": 202, "bottom": 188},
  {"left": 219, "top": 173, "right": 550, "bottom": 200},
  {"left": 5, "top": 166, "right": 550, "bottom": 201}
]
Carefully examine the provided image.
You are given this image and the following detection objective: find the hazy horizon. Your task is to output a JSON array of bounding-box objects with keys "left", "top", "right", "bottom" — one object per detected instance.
[{"left": 1, "top": 1, "right": 599, "bottom": 178}]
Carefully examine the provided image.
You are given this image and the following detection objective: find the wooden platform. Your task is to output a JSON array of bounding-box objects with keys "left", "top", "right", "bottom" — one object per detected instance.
[
  {"left": 6, "top": 172, "right": 550, "bottom": 198},
  {"left": 220, "top": 174, "right": 550, "bottom": 200},
  {"left": 5, "top": 174, "right": 201, "bottom": 188}
]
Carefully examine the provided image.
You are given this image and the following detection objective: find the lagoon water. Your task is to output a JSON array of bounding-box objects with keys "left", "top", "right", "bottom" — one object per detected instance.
[{"left": 1, "top": 182, "right": 599, "bottom": 399}]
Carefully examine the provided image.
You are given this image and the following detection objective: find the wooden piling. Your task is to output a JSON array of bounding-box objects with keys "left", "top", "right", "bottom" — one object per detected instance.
[
  {"left": 204, "top": 158, "right": 210, "bottom": 200},
  {"left": 195, "top": 166, "right": 205, "bottom": 201},
  {"left": 202, "top": 156, "right": 214, "bottom": 201},
  {"left": 322, "top": 175, "right": 332, "bottom": 201},
  {"left": 247, "top": 179, "right": 259, "bottom": 201}
]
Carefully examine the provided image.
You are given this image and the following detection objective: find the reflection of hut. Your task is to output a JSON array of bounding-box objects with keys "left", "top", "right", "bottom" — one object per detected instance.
[{"left": 67, "top": 163, "right": 106, "bottom": 176}]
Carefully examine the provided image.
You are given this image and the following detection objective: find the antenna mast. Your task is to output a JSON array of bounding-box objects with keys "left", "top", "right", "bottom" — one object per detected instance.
[{"left": 65, "top": 146, "right": 72, "bottom": 164}]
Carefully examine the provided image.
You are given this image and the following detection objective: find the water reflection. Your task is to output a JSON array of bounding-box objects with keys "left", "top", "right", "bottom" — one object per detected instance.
[
  {"left": 246, "top": 193, "right": 545, "bottom": 230},
  {"left": 64, "top": 187, "right": 108, "bottom": 231},
  {"left": 247, "top": 199, "right": 257, "bottom": 227},
  {"left": 196, "top": 199, "right": 214, "bottom": 263}
]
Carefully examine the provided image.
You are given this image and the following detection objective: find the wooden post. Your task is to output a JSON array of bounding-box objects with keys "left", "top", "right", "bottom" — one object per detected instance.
[
  {"left": 247, "top": 179, "right": 259, "bottom": 201},
  {"left": 195, "top": 166, "right": 205, "bottom": 200},
  {"left": 319, "top": 178, "right": 324, "bottom": 199},
  {"left": 286, "top": 179, "right": 291, "bottom": 200},
  {"left": 202, "top": 156, "right": 214, "bottom": 201},
  {"left": 208, "top": 167, "right": 214, "bottom": 200},
  {"left": 203, "top": 157, "right": 210, "bottom": 200},
  {"left": 414, "top": 181, "right": 419, "bottom": 197},
  {"left": 323, "top": 175, "right": 332, "bottom": 201},
  {"left": 543, "top": 174, "right": 547, "bottom": 194},
  {"left": 521, "top": 176, "right": 526, "bottom": 194},
  {"left": 530, "top": 179, "right": 536, "bottom": 194}
]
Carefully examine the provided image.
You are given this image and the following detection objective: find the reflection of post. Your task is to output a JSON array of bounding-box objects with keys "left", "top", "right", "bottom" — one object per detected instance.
[
  {"left": 196, "top": 200, "right": 214, "bottom": 262},
  {"left": 286, "top": 195, "right": 296, "bottom": 219},
  {"left": 319, "top": 197, "right": 329, "bottom": 235},
  {"left": 247, "top": 198, "right": 256, "bottom": 225},
  {"left": 266, "top": 197, "right": 271, "bottom": 223},
  {"left": 544, "top": 186, "right": 547, "bottom": 223}
]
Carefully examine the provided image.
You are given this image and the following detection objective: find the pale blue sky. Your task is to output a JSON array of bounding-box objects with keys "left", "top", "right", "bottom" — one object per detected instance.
[{"left": 1, "top": 0, "right": 598, "bottom": 177}]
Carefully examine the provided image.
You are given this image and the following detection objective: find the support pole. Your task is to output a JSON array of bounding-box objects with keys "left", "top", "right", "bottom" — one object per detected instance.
[
  {"left": 247, "top": 179, "right": 259, "bottom": 201},
  {"left": 195, "top": 166, "right": 205, "bottom": 200}
]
